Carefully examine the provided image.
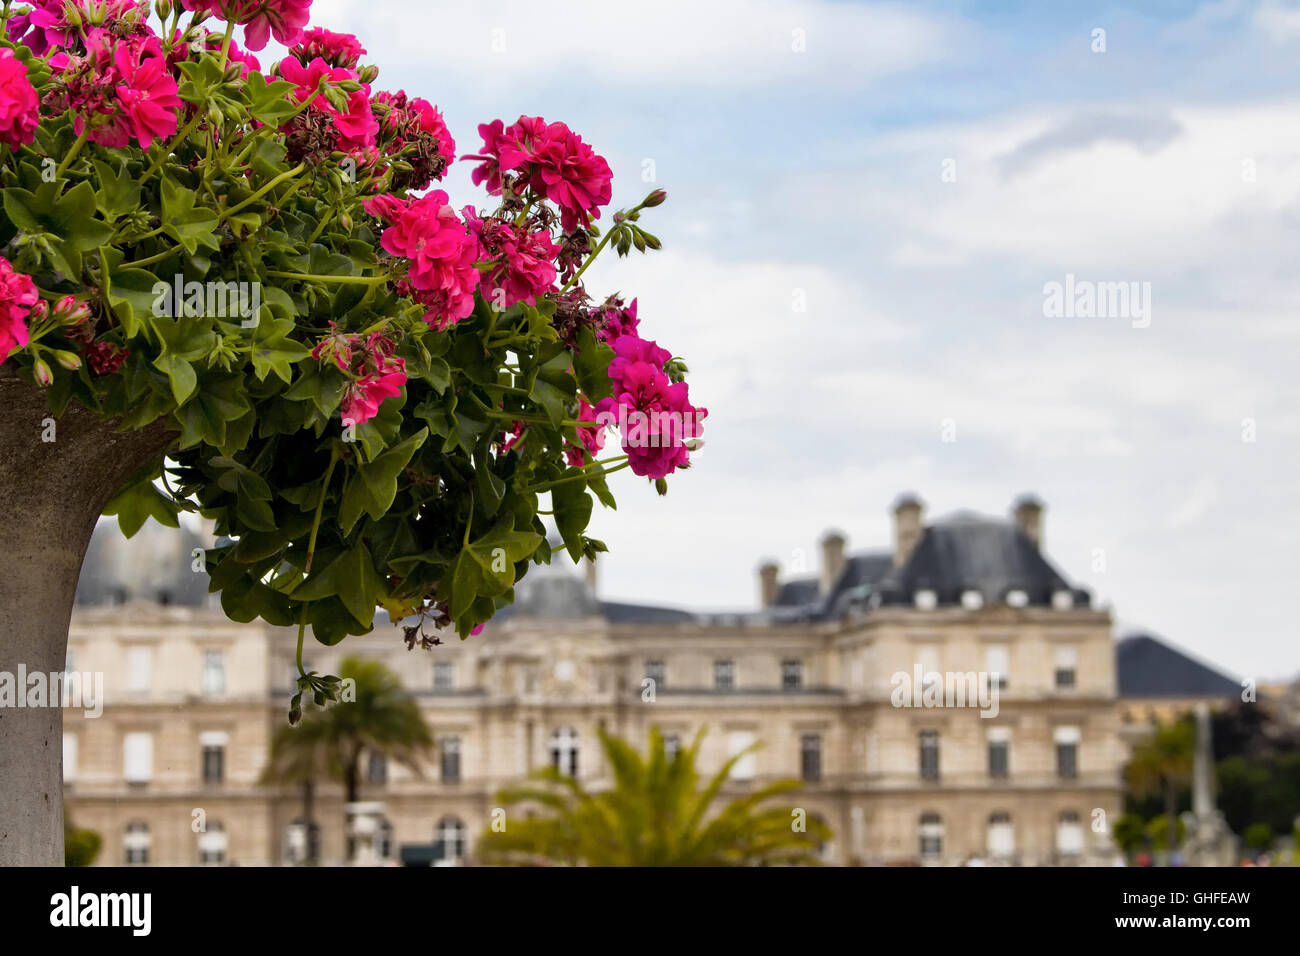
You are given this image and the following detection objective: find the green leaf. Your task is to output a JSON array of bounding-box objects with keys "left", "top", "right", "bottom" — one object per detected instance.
[
  {"left": 150, "top": 314, "right": 215, "bottom": 404},
  {"left": 248, "top": 314, "right": 312, "bottom": 383},
  {"left": 338, "top": 428, "right": 428, "bottom": 534},
  {"left": 243, "top": 71, "right": 300, "bottom": 126},
  {"left": 92, "top": 159, "right": 143, "bottom": 219},
  {"left": 103, "top": 476, "right": 181, "bottom": 538},
  {"left": 160, "top": 179, "right": 220, "bottom": 256},
  {"left": 551, "top": 477, "right": 594, "bottom": 562},
  {"left": 446, "top": 520, "right": 543, "bottom": 620},
  {"left": 292, "top": 540, "right": 385, "bottom": 628}
]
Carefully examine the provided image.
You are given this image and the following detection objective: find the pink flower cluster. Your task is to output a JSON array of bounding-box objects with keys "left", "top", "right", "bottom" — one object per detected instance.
[
  {"left": 0, "top": 49, "right": 40, "bottom": 149},
  {"left": 593, "top": 334, "right": 706, "bottom": 480},
  {"left": 312, "top": 325, "right": 408, "bottom": 425},
  {"left": 292, "top": 27, "right": 365, "bottom": 69},
  {"left": 465, "top": 116, "right": 613, "bottom": 233},
  {"left": 279, "top": 56, "right": 378, "bottom": 152},
  {"left": 0, "top": 257, "right": 39, "bottom": 362},
  {"left": 46, "top": 31, "right": 181, "bottom": 150},
  {"left": 595, "top": 296, "right": 640, "bottom": 344},
  {"left": 373, "top": 90, "right": 455, "bottom": 190},
  {"left": 463, "top": 209, "right": 559, "bottom": 309},
  {"left": 7, "top": 0, "right": 149, "bottom": 56},
  {"left": 364, "top": 192, "right": 479, "bottom": 330},
  {"left": 181, "top": 0, "right": 313, "bottom": 52}
]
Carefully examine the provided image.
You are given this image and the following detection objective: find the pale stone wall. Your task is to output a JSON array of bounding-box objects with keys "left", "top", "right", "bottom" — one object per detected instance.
[{"left": 64, "top": 598, "right": 1127, "bottom": 866}]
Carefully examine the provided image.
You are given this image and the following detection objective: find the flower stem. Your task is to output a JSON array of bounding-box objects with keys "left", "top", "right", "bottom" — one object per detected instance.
[
  {"left": 218, "top": 163, "right": 306, "bottom": 222},
  {"left": 217, "top": 20, "right": 235, "bottom": 70},
  {"left": 55, "top": 127, "right": 90, "bottom": 179},
  {"left": 267, "top": 271, "right": 390, "bottom": 285}
]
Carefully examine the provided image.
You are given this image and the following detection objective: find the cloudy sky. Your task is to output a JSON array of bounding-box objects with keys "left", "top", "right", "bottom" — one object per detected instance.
[{"left": 301, "top": 0, "right": 1299, "bottom": 681}]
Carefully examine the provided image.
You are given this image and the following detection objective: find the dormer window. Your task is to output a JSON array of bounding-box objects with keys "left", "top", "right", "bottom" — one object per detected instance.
[
  {"left": 960, "top": 590, "right": 983, "bottom": 610},
  {"left": 1005, "top": 590, "right": 1028, "bottom": 608},
  {"left": 914, "top": 589, "right": 938, "bottom": 610},
  {"left": 1051, "top": 590, "right": 1074, "bottom": 610}
]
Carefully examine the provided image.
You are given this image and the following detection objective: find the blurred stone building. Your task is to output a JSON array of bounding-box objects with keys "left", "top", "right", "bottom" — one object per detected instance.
[{"left": 62, "top": 494, "right": 1231, "bottom": 866}]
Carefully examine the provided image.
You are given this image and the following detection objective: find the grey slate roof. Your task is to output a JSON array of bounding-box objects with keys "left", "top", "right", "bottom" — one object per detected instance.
[
  {"left": 1115, "top": 633, "right": 1239, "bottom": 698},
  {"left": 75, "top": 520, "right": 211, "bottom": 608},
  {"left": 873, "top": 511, "right": 1089, "bottom": 609}
]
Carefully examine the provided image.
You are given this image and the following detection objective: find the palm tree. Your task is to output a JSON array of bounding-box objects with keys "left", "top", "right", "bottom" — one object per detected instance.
[
  {"left": 261, "top": 656, "right": 433, "bottom": 862},
  {"left": 477, "top": 727, "right": 831, "bottom": 866},
  {"left": 1125, "top": 718, "right": 1195, "bottom": 860}
]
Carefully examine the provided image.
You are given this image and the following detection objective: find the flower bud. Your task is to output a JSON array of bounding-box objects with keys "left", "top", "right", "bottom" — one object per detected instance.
[
  {"left": 52, "top": 295, "right": 91, "bottom": 325},
  {"left": 33, "top": 357, "right": 53, "bottom": 386},
  {"left": 357, "top": 65, "right": 379, "bottom": 84},
  {"left": 53, "top": 350, "right": 82, "bottom": 371},
  {"left": 643, "top": 189, "right": 667, "bottom": 208},
  {"left": 154, "top": 0, "right": 173, "bottom": 20}
]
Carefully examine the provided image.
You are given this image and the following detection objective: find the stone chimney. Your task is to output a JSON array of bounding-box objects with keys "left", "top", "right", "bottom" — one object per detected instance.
[
  {"left": 820, "top": 531, "right": 847, "bottom": 595},
  {"left": 892, "top": 494, "right": 924, "bottom": 569},
  {"left": 758, "top": 561, "right": 781, "bottom": 609},
  {"left": 1012, "top": 494, "right": 1044, "bottom": 549}
]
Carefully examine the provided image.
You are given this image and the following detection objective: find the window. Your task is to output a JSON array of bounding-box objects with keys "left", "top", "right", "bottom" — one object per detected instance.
[
  {"left": 644, "top": 659, "right": 665, "bottom": 691},
  {"left": 919, "top": 813, "right": 943, "bottom": 859},
  {"left": 440, "top": 735, "right": 461, "bottom": 783},
  {"left": 987, "top": 728, "right": 1010, "bottom": 779},
  {"left": 1054, "top": 646, "right": 1078, "bottom": 689},
  {"left": 198, "top": 822, "right": 226, "bottom": 865},
  {"left": 713, "top": 659, "right": 734, "bottom": 691},
  {"left": 987, "top": 812, "right": 1015, "bottom": 859},
  {"left": 985, "top": 644, "right": 1009, "bottom": 691},
  {"left": 200, "top": 731, "right": 227, "bottom": 785},
  {"left": 549, "top": 727, "right": 579, "bottom": 777},
  {"left": 367, "top": 751, "right": 388, "bottom": 785},
  {"left": 1057, "top": 811, "right": 1084, "bottom": 856},
  {"left": 63, "top": 733, "right": 78, "bottom": 784},
  {"left": 124, "top": 822, "right": 150, "bottom": 865},
  {"left": 200, "top": 649, "right": 225, "bottom": 696},
  {"left": 800, "top": 734, "right": 822, "bottom": 782},
  {"left": 285, "top": 820, "right": 320, "bottom": 864},
  {"left": 916, "top": 646, "right": 940, "bottom": 694},
  {"left": 125, "top": 646, "right": 152, "bottom": 695},
  {"left": 782, "top": 659, "right": 803, "bottom": 691},
  {"left": 433, "top": 661, "right": 454, "bottom": 692},
  {"left": 123, "top": 732, "right": 153, "bottom": 784},
  {"left": 433, "top": 817, "right": 466, "bottom": 865},
  {"left": 663, "top": 734, "right": 681, "bottom": 762},
  {"left": 919, "top": 730, "right": 940, "bottom": 781},
  {"left": 1054, "top": 726, "right": 1080, "bottom": 778},
  {"left": 728, "top": 731, "right": 756, "bottom": 781}
]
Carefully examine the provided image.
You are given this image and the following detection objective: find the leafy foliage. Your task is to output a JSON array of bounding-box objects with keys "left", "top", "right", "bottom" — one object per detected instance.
[
  {"left": 477, "top": 727, "right": 831, "bottom": 866},
  {"left": 0, "top": 7, "right": 699, "bottom": 719}
]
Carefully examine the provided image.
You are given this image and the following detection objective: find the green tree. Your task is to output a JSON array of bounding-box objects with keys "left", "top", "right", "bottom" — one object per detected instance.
[
  {"left": 1111, "top": 813, "right": 1148, "bottom": 857},
  {"left": 63, "top": 819, "right": 101, "bottom": 867},
  {"left": 261, "top": 656, "right": 432, "bottom": 861},
  {"left": 1243, "top": 822, "right": 1273, "bottom": 853},
  {"left": 1125, "top": 719, "right": 1195, "bottom": 857},
  {"left": 478, "top": 727, "right": 831, "bottom": 866}
]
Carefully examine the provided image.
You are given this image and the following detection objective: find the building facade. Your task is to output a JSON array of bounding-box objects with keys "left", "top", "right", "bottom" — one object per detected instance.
[{"left": 64, "top": 495, "right": 1132, "bottom": 866}]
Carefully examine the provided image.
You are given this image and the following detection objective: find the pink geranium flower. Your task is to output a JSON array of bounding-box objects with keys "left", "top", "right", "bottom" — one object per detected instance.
[
  {"left": 0, "top": 256, "right": 39, "bottom": 362},
  {"left": 293, "top": 28, "right": 366, "bottom": 69},
  {"left": 279, "top": 56, "right": 378, "bottom": 151},
  {"left": 463, "top": 207, "right": 559, "bottom": 309},
  {"left": 181, "top": 0, "right": 312, "bottom": 52},
  {"left": 377, "top": 191, "right": 479, "bottom": 329},
  {"left": 113, "top": 43, "right": 181, "bottom": 149},
  {"left": 464, "top": 116, "right": 613, "bottom": 232},
  {"left": 0, "top": 48, "right": 40, "bottom": 149},
  {"left": 341, "top": 366, "right": 407, "bottom": 425}
]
